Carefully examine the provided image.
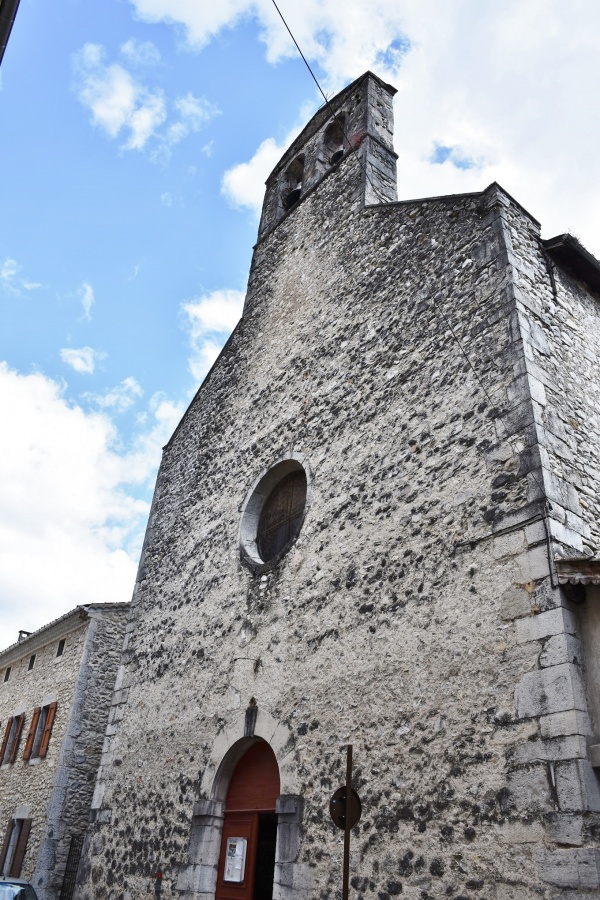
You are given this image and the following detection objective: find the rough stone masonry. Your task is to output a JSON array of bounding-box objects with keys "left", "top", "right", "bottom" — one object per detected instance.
[{"left": 76, "top": 72, "right": 600, "bottom": 900}]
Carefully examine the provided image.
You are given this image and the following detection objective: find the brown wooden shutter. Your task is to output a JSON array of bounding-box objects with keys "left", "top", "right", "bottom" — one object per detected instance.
[
  {"left": 9, "top": 714, "right": 25, "bottom": 764},
  {"left": 23, "top": 708, "right": 41, "bottom": 761},
  {"left": 0, "top": 819, "right": 14, "bottom": 874},
  {"left": 0, "top": 718, "right": 13, "bottom": 765},
  {"left": 38, "top": 702, "right": 57, "bottom": 759},
  {"left": 9, "top": 818, "right": 32, "bottom": 877}
]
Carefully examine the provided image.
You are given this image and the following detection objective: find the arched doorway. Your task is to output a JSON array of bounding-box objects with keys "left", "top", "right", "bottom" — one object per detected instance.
[{"left": 215, "top": 741, "right": 280, "bottom": 900}]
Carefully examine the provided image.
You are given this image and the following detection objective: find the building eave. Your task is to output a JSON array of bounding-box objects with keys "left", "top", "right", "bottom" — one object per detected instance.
[
  {"left": 0, "top": 602, "right": 130, "bottom": 665},
  {"left": 543, "top": 233, "right": 600, "bottom": 295},
  {"left": 556, "top": 558, "right": 600, "bottom": 586}
]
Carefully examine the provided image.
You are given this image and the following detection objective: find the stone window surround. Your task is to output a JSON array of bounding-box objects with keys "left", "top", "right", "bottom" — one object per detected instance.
[{"left": 238, "top": 453, "right": 313, "bottom": 572}]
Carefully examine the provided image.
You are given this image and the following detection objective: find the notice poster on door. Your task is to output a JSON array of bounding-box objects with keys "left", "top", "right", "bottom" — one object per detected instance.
[{"left": 224, "top": 837, "right": 247, "bottom": 882}]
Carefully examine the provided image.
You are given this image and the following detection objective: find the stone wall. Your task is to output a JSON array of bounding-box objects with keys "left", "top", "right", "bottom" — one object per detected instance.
[
  {"left": 0, "top": 605, "right": 128, "bottom": 900},
  {"left": 77, "top": 74, "right": 600, "bottom": 900},
  {"left": 36, "top": 608, "right": 129, "bottom": 900},
  {"left": 0, "top": 616, "right": 91, "bottom": 884}
]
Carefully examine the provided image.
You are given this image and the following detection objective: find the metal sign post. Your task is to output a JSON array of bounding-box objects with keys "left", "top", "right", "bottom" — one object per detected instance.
[
  {"left": 342, "top": 744, "right": 352, "bottom": 900},
  {"left": 329, "top": 745, "right": 362, "bottom": 900}
]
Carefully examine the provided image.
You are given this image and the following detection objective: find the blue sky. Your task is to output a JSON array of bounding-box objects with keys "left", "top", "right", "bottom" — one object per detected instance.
[{"left": 1, "top": 0, "right": 600, "bottom": 648}]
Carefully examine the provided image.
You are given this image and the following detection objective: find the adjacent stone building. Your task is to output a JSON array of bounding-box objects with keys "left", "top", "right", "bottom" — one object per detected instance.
[
  {"left": 77, "top": 72, "right": 600, "bottom": 899},
  {"left": 0, "top": 603, "right": 128, "bottom": 900}
]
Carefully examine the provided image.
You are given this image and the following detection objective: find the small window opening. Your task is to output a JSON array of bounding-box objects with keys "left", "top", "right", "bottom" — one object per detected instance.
[
  {"left": 323, "top": 115, "right": 346, "bottom": 165},
  {"left": 31, "top": 708, "right": 47, "bottom": 758},
  {"left": 27, "top": 655, "right": 35, "bottom": 672},
  {"left": 23, "top": 702, "right": 57, "bottom": 761},
  {"left": 1, "top": 713, "right": 25, "bottom": 765},
  {"left": 281, "top": 155, "right": 304, "bottom": 211},
  {"left": 3, "top": 668, "right": 10, "bottom": 684},
  {"left": 56, "top": 639, "right": 66, "bottom": 658}
]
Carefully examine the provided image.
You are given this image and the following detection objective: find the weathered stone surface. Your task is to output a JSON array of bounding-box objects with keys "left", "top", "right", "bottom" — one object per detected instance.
[
  {"left": 536, "top": 848, "right": 600, "bottom": 888},
  {"left": 539, "top": 633, "right": 583, "bottom": 668},
  {"left": 515, "top": 664, "right": 587, "bottom": 719},
  {"left": 545, "top": 813, "right": 584, "bottom": 847},
  {"left": 555, "top": 760, "right": 600, "bottom": 812},
  {"left": 72, "top": 72, "right": 600, "bottom": 900},
  {"left": 516, "top": 608, "right": 578, "bottom": 645},
  {"left": 540, "top": 710, "right": 591, "bottom": 739}
]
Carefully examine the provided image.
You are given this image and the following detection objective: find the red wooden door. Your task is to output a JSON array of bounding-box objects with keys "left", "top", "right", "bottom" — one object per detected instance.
[{"left": 215, "top": 742, "right": 280, "bottom": 900}]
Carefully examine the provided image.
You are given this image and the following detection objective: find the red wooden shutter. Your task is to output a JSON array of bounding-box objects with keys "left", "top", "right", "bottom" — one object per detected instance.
[
  {"left": 9, "top": 714, "right": 25, "bottom": 764},
  {"left": 23, "top": 708, "right": 41, "bottom": 761},
  {"left": 38, "top": 702, "right": 57, "bottom": 759},
  {"left": 0, "top": 819, "right": 14, "bottom": 874},
  {"left": 0, "top": 718, "right": 13, "bottom": 765},
  {"left": 9, "top": 819, "right": 32, "bottom": 877}
]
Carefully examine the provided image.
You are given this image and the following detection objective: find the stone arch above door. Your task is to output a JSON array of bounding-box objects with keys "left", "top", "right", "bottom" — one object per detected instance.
[
  {"left": 177, "top": 708, "right": 310, "bottom": 900},
  {"left": 201, "top": 706, "right": 301, "bottom": 802}
]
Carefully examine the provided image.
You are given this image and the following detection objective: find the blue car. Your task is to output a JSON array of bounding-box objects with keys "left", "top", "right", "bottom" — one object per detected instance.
[{"left": 0, "top": 880, "right": 38, "bottom": 900}]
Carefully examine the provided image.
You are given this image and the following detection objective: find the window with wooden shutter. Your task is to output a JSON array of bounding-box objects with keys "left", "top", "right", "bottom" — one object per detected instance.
[
  {"left": 0, "top": 718, "right": 13, "bottom": 765},
  {"left": 9, "top": 714, "right": 25, "bottom": 764},
  {"left": 9, "top": 818, "right": 32, "bottom": 877},
  {"left": 22, "top": 708, "right": 41, "bottom": 762},
  {"left": 38, "top": 702, "right": 57, "bottom": 759},
  {"left": 0, "top": 819, "right": 15, "bottom": 874}
]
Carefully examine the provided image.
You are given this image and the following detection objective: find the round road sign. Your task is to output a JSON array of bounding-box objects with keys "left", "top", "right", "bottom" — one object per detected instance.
[{"left": 329, "top": 787, "right": 362, "bottom": 830}]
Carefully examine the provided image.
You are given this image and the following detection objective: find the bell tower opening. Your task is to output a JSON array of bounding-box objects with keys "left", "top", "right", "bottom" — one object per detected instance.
[
  {"left": 215, "top": 741, "right": 280, "bottom": 900},
  {"left": 281, "top": 155, "right": 304, "bottom": 211},
  {"left": 323, "top": 115, "right": 346, "bottom": 165}
]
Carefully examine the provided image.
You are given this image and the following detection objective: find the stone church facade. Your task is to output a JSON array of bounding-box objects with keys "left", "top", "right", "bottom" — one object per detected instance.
[{"left": 76, "top": 72, "right": 600, "bottom": 899}]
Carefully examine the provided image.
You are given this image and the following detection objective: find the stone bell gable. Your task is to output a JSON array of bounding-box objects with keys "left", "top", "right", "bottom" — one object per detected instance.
[{"left": 257, "top": 71, "right": 397, "bottom": 241}]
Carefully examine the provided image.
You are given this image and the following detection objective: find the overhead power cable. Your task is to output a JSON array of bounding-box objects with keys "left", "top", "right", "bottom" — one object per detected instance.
[{"left": 270, "top": 0, "right": 390, "bottom": 203}]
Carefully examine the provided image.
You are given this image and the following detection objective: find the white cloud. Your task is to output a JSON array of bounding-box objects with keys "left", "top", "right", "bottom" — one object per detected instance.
[
  {"left": 1, "top": 258, "right": 20, "bottom": 281},
  {"left": 73, "top": 43, "right": 218, "bottom": 157},
  {"left": 1, "top": 257, "right": 42, "bottom": 294},
  {"left": 120, "top": 37, "right": 161, "bottom": 66},
  {"left": 153, "top": 93, "right": 220, "bottom": 161},
  {"left": 78, "top": 280, "right": 95, "bottom": 319},
  {"left": 222, "top": 137, "right": 285, "bottom": 213},
  {"left": 0, "top": 362, "right": 183, "bottom": 651},
  {"left": 136, "top": 0, "right": 600, "bottom": 257},
  {"left": 60, "top": 346, "right": 105, "bottom": 375},
  {"left": 73, "top": 42, "right": 167, "bottom": 150},
  {"left": 182, "top": 288, "right": 245, "bottom": 381},
  {"left": 128, "top": 0, "right": 252, "bottom": 51},
  {"left": 84, "top": 376, "right": 144, "bottom": 413}
]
